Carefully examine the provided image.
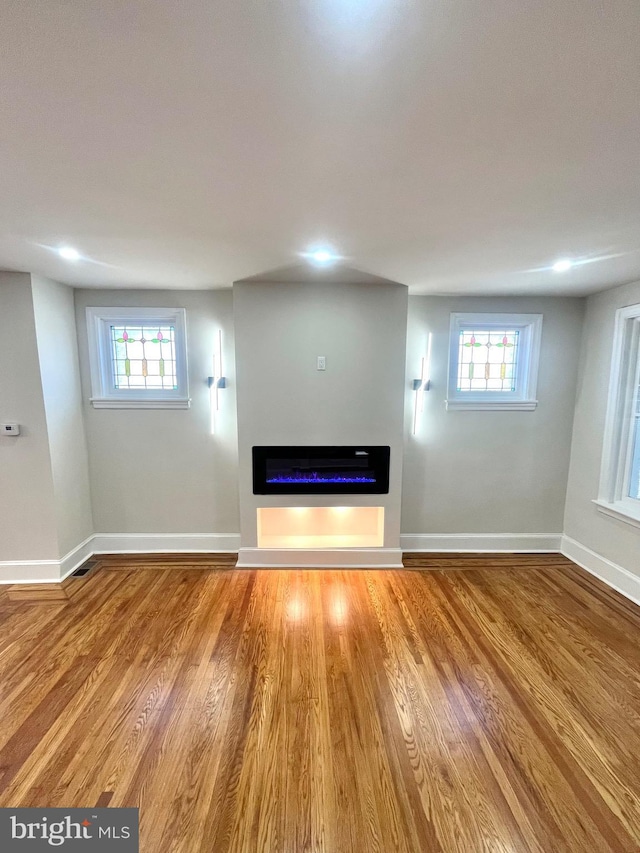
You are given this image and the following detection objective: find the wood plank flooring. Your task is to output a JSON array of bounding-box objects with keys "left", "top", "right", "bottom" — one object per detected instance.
[{"left": 0, "top": 554, "right": 638, "bottom": 852}]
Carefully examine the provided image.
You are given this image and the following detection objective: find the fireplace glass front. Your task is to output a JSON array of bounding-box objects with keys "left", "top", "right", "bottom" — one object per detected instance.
[{"left": 252, "top": 446, "right": 390, "bottom": 495}]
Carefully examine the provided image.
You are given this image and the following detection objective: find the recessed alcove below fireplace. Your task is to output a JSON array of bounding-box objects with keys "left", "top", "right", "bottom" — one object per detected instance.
[{"left": 257, "top": 506, "right": 384, "bottom": 549}]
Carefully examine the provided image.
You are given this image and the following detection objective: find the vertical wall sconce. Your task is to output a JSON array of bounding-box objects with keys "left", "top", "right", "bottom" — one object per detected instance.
[
  {"left": 412, "top": 332, "right": 432, "bottom": 435},
  {"left": 208, "top": 329, "right": 226, "bottom": 434}
]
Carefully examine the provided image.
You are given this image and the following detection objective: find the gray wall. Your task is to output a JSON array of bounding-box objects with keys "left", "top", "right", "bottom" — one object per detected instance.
[
  {"left": 32, "top": 276, "right": 94, "bottom": 556},
  {"left": 233, "top": 281, "right": 408, "bottom": 548},
  {"left": 74, "top": 289, "right": 239, "bottom": 535},
  {"left": 564, "top": 279, "right": 640, "bottom": 576},
  {"left": 12, "top": 274, "right": 634, "bottom": 578},
  {"left": 402, "top": 296, "right": 585, "bottom": 534},
  {"left": 73, "top": 287, "right": 584, "bottom": 544},
  {"left": 0, "top": 273, "right": 60, "bottom": 562}
]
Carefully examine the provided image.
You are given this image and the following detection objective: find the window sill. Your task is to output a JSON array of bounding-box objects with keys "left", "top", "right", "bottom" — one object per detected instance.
[
  {"left": 593, "top": 499, "right": 640, "bottom": 530},
  {"left": 445, "top": 399, "right": 538, "bottom": 411},
  {"left": 90, "top": 398, "right": 191, "bottom": 409}
]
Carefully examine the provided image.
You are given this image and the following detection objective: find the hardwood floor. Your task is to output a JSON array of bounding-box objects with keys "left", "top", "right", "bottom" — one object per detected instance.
[{"left": 0, "top": 554, "right": 638, "bottom": 852}]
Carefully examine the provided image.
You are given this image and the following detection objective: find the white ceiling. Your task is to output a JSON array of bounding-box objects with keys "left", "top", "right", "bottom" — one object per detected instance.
[{"left": 1, "top": 0, "right": 640, "bottom": 295}]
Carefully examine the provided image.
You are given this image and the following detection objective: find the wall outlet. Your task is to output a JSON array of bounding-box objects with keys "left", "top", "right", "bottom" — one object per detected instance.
[
  {"left": 317, "top": 356, "right": 326, "bottom": 371},
  {"left": 1, "top": 423, "right": 20, "bottom": 436}
]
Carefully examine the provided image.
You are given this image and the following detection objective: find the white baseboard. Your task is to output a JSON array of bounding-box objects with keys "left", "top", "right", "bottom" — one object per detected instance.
[
  {"left": 400, "top": 533, "right": 562, "bottom": 552},
  {"left": 561, "top": 535, "right": 640, "bottom": 607},
  {"left": 59, "top": 535, "right": 96, "bottom": 579},
  {"left": 10, "top": 533, "right": 636, "bottom": 606},
  {"left": 91, "top": 533, "right": 241, "bottom": 554},
  {"left": 0, "top": 559, "right": 63, "bottom": 584},
  {"left": 237, "top": 547, "right": 403, "bottom": 569},
  {"left": 0, "top": 534, "right": 95, "bottom": 584},
  {"left": 0, "top": 533, "right": 241, "bottom": 584}
]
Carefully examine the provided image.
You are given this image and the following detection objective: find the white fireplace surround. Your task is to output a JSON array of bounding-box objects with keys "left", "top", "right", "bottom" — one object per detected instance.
[{"left": 232, "top": 279, "right": 409, "bottom": 567}]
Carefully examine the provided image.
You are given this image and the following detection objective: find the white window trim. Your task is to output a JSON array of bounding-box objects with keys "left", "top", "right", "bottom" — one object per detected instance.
[
  {"left": 595, "top": 303, "right": 640, "bottom": 527},
  {"left": 446, "top": 313, "right": 543, "bottom": 411},
  {"left": 86, "top": 307, "right": 190, "bottom": 409}
]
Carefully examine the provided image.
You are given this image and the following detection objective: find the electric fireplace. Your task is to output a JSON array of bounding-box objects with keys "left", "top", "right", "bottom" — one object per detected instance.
[{"left": 252, "top": 446, "right": 390, "bottom": 495}]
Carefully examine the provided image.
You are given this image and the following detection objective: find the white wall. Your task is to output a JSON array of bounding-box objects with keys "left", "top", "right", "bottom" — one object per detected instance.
[
  {"left": 233, "top": 280, "right": 408, "bottom": 555},
  {"left": 563, "top": 279, "right": 640, "bottom": 584},
  {"left": 32, "top": 276, "right": 93, "bottom": 556},
  {"left": 74, "top": 289, "right": 239, "bottom": 538},
  {"left": 403, "top": 296, "right": 585, "bottom": 540},
  {"left": 0, "top": 272, "right": 60, "bottom": 564}
]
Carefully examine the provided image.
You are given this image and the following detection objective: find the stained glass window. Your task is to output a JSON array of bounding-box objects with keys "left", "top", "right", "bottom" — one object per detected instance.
[
  {"left": 457, "top": 329, "right": 519, "bottom": 392},
  {"left": 110, "top": 325, "right": 178, "bottom": 390},
  {"left": 447, "top": 313, "right": 542, "bottom": 411},
  {"left": 86, "top": 307, "right": 188, "bottom": 408}
]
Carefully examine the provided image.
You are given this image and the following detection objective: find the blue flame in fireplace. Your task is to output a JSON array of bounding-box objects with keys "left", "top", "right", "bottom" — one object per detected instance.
[{"left": 266, "top": 473, "right": 376, "bottom": 484}]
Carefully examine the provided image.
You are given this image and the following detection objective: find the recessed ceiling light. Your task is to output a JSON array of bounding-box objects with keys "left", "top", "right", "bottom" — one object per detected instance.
[
  {"left": 310, "top": 250, "right": 333, "bottom": 263},
  {"left": 299, "top": 246, "right": 343, "bottom": 265},
  {"left": 58, "top": 246, "right": 80, "bottom": 261},
  {"left": 552, "top": 258, "right": 572, "bottom": 273}
]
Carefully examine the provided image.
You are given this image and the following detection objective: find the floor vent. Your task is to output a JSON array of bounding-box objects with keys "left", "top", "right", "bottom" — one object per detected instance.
[{"left": 71, "top": 560, "right": 97, "bottom": 577}]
